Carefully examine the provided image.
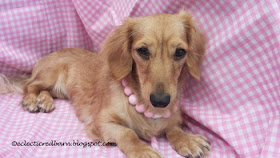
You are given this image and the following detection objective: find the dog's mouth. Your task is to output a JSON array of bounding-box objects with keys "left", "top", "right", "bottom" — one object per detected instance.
[{"left": 144, "top": 103, "right": 179, "bottom": 119}]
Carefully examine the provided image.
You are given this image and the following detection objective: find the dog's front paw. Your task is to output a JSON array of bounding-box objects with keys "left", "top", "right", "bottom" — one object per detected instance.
[
  {"left": 36, "top": 92, "right": 55, "bottom": 112},
  {"left": 127, "top": 146, "right": 163, "bottom": 158},
  {"left": 22, "top": 94, "right": 39, "bottom": 112},
  {"left": 21, "top": 92, "right": 55, "bottom": 113},
  {"left": 170, "top": 134, "right": 210, "bottom": 158}
]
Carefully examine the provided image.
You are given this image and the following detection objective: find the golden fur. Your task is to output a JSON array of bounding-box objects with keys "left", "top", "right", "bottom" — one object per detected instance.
[{"left": 2, "top": 11, "right": 210, "bottom": 158}]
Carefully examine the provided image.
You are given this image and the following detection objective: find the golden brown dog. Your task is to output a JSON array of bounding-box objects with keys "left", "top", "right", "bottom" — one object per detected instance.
[{"left": 4, "top": 11, "right": 210, "bottom": 157}]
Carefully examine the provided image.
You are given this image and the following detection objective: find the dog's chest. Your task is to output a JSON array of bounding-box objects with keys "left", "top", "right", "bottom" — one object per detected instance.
[{"left": 129, "top": 114, "right": 168, "bottom": 140}]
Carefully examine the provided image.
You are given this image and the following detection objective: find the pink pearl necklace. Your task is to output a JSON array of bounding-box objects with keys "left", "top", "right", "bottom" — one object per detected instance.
[{"left": 122, "top": 79, "right": 177, "bottom": 119}]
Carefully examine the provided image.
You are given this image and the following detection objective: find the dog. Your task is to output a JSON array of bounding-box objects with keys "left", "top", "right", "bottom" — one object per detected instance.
[{"left": 1, "top": 11, "right": 210, "bottom": 158}]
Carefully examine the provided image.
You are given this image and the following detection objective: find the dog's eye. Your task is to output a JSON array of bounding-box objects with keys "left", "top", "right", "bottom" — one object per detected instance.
[
  {"left": 137, "top": 47, "right": 150, "bottom": 60},
  {"left": 174, "top": 48, "right": 186, "bottom": 60}
]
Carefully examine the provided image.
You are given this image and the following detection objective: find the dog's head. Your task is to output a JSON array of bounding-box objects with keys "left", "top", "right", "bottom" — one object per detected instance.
[{"left": 102, "top": 11, "right": 205, "bottom": 114}]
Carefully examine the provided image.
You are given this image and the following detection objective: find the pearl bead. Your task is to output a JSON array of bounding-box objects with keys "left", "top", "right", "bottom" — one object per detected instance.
[
  {"left": 135, "top": 104, "right": 145, "bottom": 113},
  {"left": 144, "top": 111, "right": 154, "bottom": 118},
  {"left": 124, "top": 87, "right": 133, "bottom": 96},
  {"left": 121, "top": 79, "right": 128, "bottom": 87},
  {"left": 163, "top": 110, "right": 171, "bottom": 118},
  {"left": 128, "top": 94, "right": 137, "bottom": 105}
]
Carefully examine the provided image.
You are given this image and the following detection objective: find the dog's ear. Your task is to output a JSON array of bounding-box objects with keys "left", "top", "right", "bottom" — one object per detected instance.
[
  {"left": 179, "top": 11, "right": 206, "bottom": 81},
  {"left": 101, "top": 19, "right": 135, "bottom": 80}
]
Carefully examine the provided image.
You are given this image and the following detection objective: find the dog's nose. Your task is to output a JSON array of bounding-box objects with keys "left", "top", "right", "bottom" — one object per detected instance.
[{"left": 150, "top": 93, "right": 170, "bottom": 108}]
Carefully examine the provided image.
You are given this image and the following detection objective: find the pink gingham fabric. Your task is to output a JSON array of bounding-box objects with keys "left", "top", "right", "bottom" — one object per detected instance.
[{"left": 0, "top": 0, "right": 280, "bottom": 157}]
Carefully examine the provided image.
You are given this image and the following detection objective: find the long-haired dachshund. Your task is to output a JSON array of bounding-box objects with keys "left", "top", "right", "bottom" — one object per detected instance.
[{"left": 2, "top": 11, "right": 210, "bottom": 157}]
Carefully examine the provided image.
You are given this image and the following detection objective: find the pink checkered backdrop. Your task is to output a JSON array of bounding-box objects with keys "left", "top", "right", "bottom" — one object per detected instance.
[{"left": 0, "top": 0, "right": 280, "bottom": 157}]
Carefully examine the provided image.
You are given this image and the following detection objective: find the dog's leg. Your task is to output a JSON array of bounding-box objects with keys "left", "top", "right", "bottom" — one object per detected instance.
[
  {"left": 166, "top": 126, "right": 210, "bottom": 158},
  {"left": 22, "top": 85, "right": 56, "bottom": 113},
  {"left": 22, "top": 83, "right": 57, "bottom": 113},
  {"left": 21, "top": 60, "right": 69, "bottom": 112},
  {"left": 99, "top": 123, "right": 163, "bottom": 158}
]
